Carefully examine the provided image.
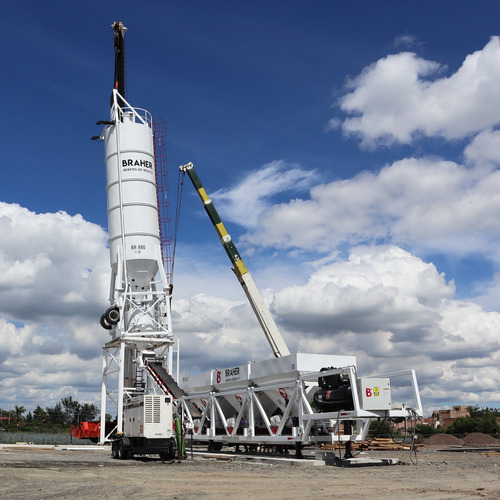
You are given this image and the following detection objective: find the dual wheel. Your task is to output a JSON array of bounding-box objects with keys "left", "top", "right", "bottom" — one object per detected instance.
[
  {"left": 111, "top": 439, "right": 130, "bottom": 460},
  {"left": 159, "top": 445, "right": 176, "bottom": 461},
  {"left": 100, "top": 306, "right": 120, "bottom": 330}
]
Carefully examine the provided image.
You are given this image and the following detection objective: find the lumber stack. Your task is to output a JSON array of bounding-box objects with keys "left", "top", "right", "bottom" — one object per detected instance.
[{"left": 321, "top": 437, "right": 421, "bottom": 451}]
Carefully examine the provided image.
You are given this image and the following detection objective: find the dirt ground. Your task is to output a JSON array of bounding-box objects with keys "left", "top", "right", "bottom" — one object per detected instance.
[{"left": 0, "top": 444, "right": 499, "bottom": 499}]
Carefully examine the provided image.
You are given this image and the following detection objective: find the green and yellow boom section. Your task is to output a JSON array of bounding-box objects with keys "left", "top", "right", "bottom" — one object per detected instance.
[{"left": 179, "top": 162, "right": 290, "bottom": 358}]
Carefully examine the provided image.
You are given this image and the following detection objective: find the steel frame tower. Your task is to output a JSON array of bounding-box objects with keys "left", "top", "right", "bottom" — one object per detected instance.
[{"left": 98, "top": 23, "right": 174, "bottom": 443}]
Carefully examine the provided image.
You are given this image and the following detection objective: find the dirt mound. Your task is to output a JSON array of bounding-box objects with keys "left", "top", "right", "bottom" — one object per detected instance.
[
  {"left": 462, "top": 432, "right": 499, "bottom": 446},
  {"left": 423, "top": 434, "right": 463, "bottom": 446}
]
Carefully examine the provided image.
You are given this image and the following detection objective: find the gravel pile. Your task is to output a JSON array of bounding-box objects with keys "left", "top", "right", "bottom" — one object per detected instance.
[
  {"left": 461, "top": 432, "right": 499, "bottom": 447},
  {"left": 424, "top": 434, "right": 464, "bottom": 446}
]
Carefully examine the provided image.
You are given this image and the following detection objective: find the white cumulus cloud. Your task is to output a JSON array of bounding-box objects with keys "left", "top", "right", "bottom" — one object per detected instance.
[
  {"left": 338, "top": 37, "right": 500, "bottom": 148},
  {"left": 171, "top": 245, "right": 500, "bottom": 410},
  {"left": 211, "top": 160, "right": 318, "bottom": 228},
  {"left": 0, "top": 203, "right": 109, "bottom": 321},
  {"left": 240, "top": 155, "right": 500, "bottom": 261},
  {"left": 0, "top": 203, "right": 110, "bottom": 409},
  {"left": 270, "top": 246, "right": 500, "bottom": 408}
]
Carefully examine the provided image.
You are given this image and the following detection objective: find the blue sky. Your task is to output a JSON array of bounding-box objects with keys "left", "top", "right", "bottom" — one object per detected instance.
[{"left": 2, "top": 1, "right": 500, "bottom": 415}]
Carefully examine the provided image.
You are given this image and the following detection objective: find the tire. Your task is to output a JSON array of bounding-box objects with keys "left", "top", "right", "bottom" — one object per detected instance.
[
  {"left": 117, "top": 439, "right": 129, "bottom": 460},
  {"left": 208, "top": 440, "right": 223, "bottom": 452},
  {"left": 159, "top": 448, "right": 173, "bottom": 461},
  {"left": 105, "top": 306, "right": 120, "bottom": 325},
  {"left": 111, "top": 441, "right": 119, "bottom": 459},
  {"left": 100, "top": 314, "right": 112, "bottom": 330}
]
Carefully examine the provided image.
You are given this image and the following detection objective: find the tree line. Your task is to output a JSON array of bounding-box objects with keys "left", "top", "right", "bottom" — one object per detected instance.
[
  {"left": 0, "top": 397, "right": 99, "bottom": 432},
  {"left": 2, "top": 401, "right": 498, "bottom": 435}
]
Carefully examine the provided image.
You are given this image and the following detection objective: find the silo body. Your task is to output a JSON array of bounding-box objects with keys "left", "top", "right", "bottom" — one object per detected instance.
[{"left": 103, "top": 109, "right": 160, "bottom": 289}]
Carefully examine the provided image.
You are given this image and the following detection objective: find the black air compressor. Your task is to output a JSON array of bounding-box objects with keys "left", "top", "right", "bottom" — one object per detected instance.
[{"left": 313, "top": 367, "right": 354, "bottom": 412}]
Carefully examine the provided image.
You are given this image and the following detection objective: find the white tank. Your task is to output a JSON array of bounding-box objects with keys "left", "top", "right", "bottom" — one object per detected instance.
[{"left": 103, "top": 107, "right": 160, "bottom": 290}]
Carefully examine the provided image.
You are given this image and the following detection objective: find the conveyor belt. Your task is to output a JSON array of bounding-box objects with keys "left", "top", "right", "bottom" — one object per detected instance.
[{"left": 144, "top": 359, "right": 201, "bottom": 417}]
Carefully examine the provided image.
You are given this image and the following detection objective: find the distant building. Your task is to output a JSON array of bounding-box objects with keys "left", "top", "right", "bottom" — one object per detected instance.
[
  {"left": 391, "top": 405, "right": 471, "bottom": 432},
  {"left": 431, "top": 405, "right": 470, "bottom": 429}
]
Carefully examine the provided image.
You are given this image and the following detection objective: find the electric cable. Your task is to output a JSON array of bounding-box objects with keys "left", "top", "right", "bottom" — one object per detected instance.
[
  {"left": 170, "top": 169, "right": 185, "bottom": 284},
  {"left": 335, "top": 410, "right": 343, "bottom": 466},
  {"left": 352, "top": 412, "right": 389, "bottom": 458},
  {"left": 407, "top": 407, "right": 420, "bottom": 465},
  {"left": 387, "top": 407, "right": 420, "bottom": 464}
]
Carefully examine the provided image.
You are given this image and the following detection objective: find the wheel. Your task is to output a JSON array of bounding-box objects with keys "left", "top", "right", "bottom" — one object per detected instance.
[
  {"left": 117, "top": 439, "right": 129, "bottom": 460},
  {"left": 159, "top": 440, "right": 176, "bottom": 460},
  {"left": 111, "top": 441, "right": 119, "bottom": 459},
  {"left": 208, "top": 440, "right": 223, "bottom": 452},
  {"left": 105, "top": 306, "right": 120, "bottom": 325},
  {"left": 100, "top": 314, "right": 112, "bottom": 330},
  {"left": 159, "top": 448, "right": 172, "bottom": 460}
]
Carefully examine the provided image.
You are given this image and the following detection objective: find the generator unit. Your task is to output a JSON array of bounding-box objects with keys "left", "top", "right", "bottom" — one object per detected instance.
[{"left": 112, "top": 395, "right": 176, "bottom": 460}]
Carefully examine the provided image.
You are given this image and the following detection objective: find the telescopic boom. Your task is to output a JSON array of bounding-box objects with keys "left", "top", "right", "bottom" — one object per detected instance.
[
  {"left": 179, "top": 162, "right": 290, "bottom": 358},
  {"left": 110, "top": 21, "right": 127, "bottom": 108}
]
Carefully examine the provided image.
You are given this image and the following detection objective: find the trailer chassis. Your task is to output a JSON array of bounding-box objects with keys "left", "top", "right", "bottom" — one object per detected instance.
[{"left": 176, "top": 367, "right": 422, "bottom": 450}]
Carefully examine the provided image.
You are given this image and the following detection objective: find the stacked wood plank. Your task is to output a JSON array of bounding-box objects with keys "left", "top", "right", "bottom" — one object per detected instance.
[{"left": 321, "top": 437, "right": 421, "bottom": 451}]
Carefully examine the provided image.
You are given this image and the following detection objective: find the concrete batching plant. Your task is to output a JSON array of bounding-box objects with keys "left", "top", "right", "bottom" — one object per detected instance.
[{"left": 93, "top": 22, "right": 423, "bottom": 462}]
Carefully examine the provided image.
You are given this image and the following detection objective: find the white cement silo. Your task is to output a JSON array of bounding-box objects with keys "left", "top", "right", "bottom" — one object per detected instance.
[{"left": 103, "top": 97, "right": 161, "bottom": 290}]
